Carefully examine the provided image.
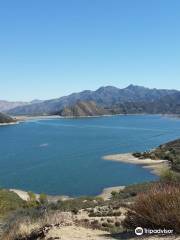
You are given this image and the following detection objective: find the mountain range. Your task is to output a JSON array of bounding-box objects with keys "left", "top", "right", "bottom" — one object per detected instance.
[
  {"left": 4, "top": 84, "right": 180, "bottom": 116},
  {"left": 0, "top": 99, "right": 43, "bottom": 112},
  {"left": 0, "top": 100, "right": 28, "bottom": 112}
]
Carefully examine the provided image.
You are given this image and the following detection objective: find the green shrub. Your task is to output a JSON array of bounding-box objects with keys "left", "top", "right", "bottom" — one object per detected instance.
[
  {"left": 123, "top": 183, "right": 180, "bottom": 234},
  {"left": 27, "top": 192, "right": 38, "bottom": 207},
  {"left": 160, "top": 169, "right": 179, "bottom": 182},
  {"left": 49, "top": 197, "right": 103, "bottom": 212},
  {"left": 39, "top": 193, "right": 48, "bottom": 205},
  {"left": 110, "top": 182, "right": 154, "bottom": 200}
]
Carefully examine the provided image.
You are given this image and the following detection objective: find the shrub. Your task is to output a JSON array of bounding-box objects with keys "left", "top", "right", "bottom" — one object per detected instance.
[
  {"left": 27, "top": 192, "right": 36, "bottom": 202},
  {"left": 27, "top": 192, "right": 39, "bottom": 208},
  {"left": 111, "top": 191, "right": 119, "bottom": 198},
  {"left": 123, "top": 183, "right": 180, "bottom": 233},
  {"left": 110, "top": 182, "right": 154, "bottom": 200},
  {"left": 39, "top": 193, "right": 48, "bottom": 205},
  {"left": 160, "top": 169, "right": 178, "bottom": 182},
  {"left": 50, "top": 197, "right": 103, "bottom": 212}
]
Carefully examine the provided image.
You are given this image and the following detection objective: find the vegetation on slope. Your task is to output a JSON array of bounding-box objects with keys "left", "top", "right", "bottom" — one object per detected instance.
[
  {"left": 0, "top": 113, "right": 15, "bottom": 124},
  {"left": 58, "top": 101, "right": 109, "bottom": 117},
  {"left": 0, "top": 189, "right": 25, "bottom": 217},
  {"left": 123, "top": 183, "right": 180, "bottom": 234},
  {"left": 133, "top": 138, "right": 180, "bottom": 172}
]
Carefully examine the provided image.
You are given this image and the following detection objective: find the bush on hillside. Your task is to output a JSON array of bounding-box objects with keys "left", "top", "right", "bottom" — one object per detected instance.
[
  {"left": 110, "top": 182, "right": 154, "bottom": 200},
  {"left": 49, "top": 196, "right": 103, "bottom": 212},
  {"left": 39, "top": 193, "right": 48, "bottom": 205},
  {"left": 160, "top": 169, "right": 180, "bottom": 182},
  {"left": 27, "top": 191, "right": 39, "bottom": 208},
  {"left": 123, "top": 183, "right": 180, "bottom": 234}
]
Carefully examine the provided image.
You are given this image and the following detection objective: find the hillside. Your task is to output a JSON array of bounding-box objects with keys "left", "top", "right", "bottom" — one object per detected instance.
[
  {"left": 58, "top": 101, "right": 109, "bottom": 117},
  {"left": 0, "top": 113, "right": 15, "bottom": 124},
  {"left": 7, "top": 85, "right": 179, "bottom": 116},
  {"left": 133, "top": 138, "right": 180, "bottom": 172},
  {"left": 1, "top": 182, "right": 180, "bottom": 239}
]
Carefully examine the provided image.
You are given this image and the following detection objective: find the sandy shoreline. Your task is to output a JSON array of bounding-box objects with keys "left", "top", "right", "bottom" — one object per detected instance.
[
  {"left": 10, "top": 185, "right": 126, "bottom": 202},
  {"left": 103, "top": 153, "right": 170, "bottom": 176},
  {"left": 98, "top": 186, "right": 125, "bottom": 200},
  {"left": 10, "top": 189, "right": 72, "bottom": 202}
]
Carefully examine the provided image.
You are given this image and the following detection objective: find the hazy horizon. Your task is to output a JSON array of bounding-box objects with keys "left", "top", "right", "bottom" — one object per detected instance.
[{"left": 0, "top": 0, "right": 180, "bottom": 101}]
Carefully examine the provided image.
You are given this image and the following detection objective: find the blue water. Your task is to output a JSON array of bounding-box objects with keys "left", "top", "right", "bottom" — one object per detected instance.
[{"left": 0, "top": 115, "right": 180, "bottom": 196}]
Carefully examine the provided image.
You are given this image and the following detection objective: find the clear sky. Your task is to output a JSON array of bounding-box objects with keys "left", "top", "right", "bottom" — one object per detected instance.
[{"left": 0, "top": 0, "right": 180, "bottom": 101}]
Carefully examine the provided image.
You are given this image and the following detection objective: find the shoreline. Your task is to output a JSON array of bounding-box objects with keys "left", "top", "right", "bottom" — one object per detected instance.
[
  {"left": 103, "top": 153, "right": 170, "bottom": 176},
  {"left": 0, "top": 121, "right": 19, "bottom": 126},
  {"left": 14, "top": 115, "right": 62, "bottom": 122},
  {"left": 10, "top": 189, "right": 72, "bottom": 202},
  {"left": 10, "top": 185, "right": 126, "bottom": 202},
  {"left": 13, "top": 113, "right": 126, "bottom": 121},
  {"left": 12, "top": 113, "right": 176, "bottom": 120},
  {"left": 0, "top": 113, "right": 178, "bottom": 126},
  {"left": 98, "top": 186, "right": 125, "bottom": 200}
]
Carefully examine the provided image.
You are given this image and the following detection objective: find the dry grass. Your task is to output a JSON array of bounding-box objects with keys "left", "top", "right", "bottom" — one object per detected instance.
[
  {"left": 2, "top": 211, "right": 73, "bottom": 240},
  {"left": 123, "top": 183, "right": 180, "bottom": 234}
]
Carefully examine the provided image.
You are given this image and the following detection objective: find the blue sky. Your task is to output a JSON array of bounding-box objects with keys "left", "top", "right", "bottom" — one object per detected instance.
[{"left": 0, "top": 0, "right": 180, "bottom": 101}]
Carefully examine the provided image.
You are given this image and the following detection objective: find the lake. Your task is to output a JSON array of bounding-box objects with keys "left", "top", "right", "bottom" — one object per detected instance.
[{"left": 0, "top": 115, "right": 180, "bottom": 196}]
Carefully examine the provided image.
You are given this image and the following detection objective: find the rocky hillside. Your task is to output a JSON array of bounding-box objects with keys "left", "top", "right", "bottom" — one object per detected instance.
[
  {"left": 133, "top": 138, "right": 180, "bottom": 172},
  {"left": 0, "top": 113, "right": 15, "bottom": 124},
  {"left": 7, "top": 85, "right": 179, "bottom": 116},
  {"left": 58, "top": 101, "right": 109, "bottom": 117}
]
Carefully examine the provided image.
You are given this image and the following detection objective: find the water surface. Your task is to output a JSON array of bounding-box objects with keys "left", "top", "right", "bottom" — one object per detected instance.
[{"left": 0, "top": 115, "right": 180, "bottom": 196}]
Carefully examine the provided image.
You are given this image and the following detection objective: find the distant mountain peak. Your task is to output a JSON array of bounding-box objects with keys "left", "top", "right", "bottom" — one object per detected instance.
[
  {"left": 96, "top": 86, "right": 119, "bottom": 93},
  {"left": 125, "top": 84, "right": 148, "bottom": 90},
  {"left": 30, "top": 99, "right": 43, "bottom": 104}
]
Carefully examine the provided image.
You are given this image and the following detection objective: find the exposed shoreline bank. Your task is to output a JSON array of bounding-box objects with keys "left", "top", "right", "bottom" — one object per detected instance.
[
  {"left": 13, "top": 113, "right": 176, "bottom": 122},
  {"left": 103, "top": 153, "right": 170, "bottom": 176},
  {"left": 10, "top": 189, "right": 72, "bottom": 202},
  {"left": 0, "top": 113, "right": 178, "bottom": 127},
  {"left": 10, "top": 185, "right": 126, "bottom": 202}
]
